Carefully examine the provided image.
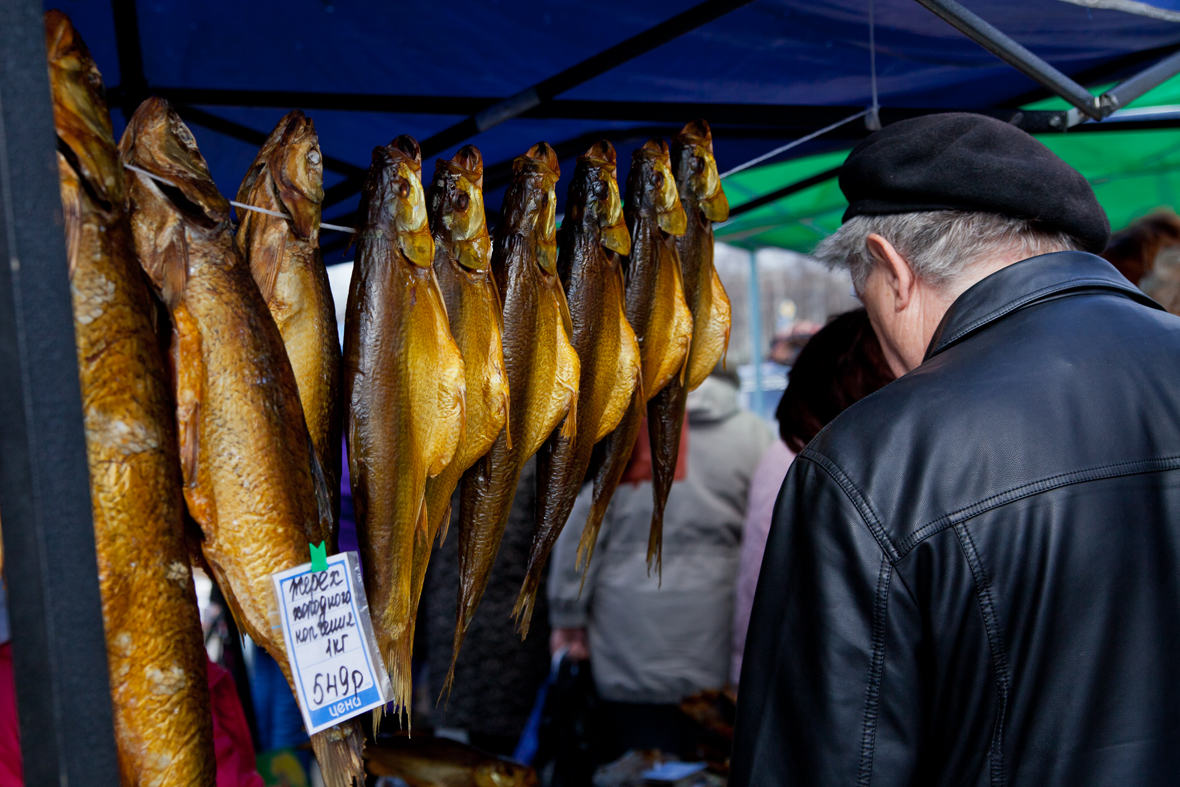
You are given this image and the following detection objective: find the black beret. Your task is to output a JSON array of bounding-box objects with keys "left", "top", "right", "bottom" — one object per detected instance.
[{"left": 840, "top": 113, "right": 1110, "bottom": 253}]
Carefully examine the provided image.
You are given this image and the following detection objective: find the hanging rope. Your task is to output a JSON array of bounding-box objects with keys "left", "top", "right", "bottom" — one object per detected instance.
[
  {"left": 123, "top": 162, "right": 356, "bottom": 233},
  {"left": 718, "top": 109, "right": 870, "bottom": 180}
]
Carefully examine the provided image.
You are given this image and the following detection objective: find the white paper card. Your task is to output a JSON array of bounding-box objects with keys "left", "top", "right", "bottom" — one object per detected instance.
[{"left": 270, "top": 551, "right": 391, "bottom": 734}]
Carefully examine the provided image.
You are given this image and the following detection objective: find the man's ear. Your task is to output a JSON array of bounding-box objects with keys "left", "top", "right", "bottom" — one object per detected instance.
[{"left": 866, "top": 233, "right": 917, "bottom": 310}]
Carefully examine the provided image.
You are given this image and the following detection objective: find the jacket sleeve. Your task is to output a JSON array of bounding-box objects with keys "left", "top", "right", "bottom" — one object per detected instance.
[
  {"left": 546, "top": 485, "right": 607, "bottom": 629},
  {"left": 730, "top": 454, "right": 921, "bottom": 787}
]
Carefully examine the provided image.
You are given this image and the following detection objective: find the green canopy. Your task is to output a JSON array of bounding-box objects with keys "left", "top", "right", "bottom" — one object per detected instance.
[{"left": 718, "top": 77, "right": 1180, "bottom": 252}]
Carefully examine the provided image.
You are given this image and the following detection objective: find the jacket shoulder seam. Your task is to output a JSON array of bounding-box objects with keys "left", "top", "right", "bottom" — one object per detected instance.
[
  {"left": 798, "top": 451, "right": 899, "bottom": 562},
  {"left": 895, "top": 453, "right": 1180, "bottom": 557}
]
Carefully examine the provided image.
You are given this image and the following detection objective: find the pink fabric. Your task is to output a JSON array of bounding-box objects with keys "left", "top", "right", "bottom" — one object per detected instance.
[
  {"left": 731, "top": 440, "right": 795, "bottom": 686},
  {"left": 207, "top": 658, "right": 265, "bottom": 787},
  {"left": 0, "top": 644, "right": 21, "bottom": 787}
]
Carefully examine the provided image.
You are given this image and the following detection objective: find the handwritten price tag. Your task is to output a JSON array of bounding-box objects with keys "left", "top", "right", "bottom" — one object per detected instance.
[{"left": 271, "top": 552, "right": 391, "bottom": 734}]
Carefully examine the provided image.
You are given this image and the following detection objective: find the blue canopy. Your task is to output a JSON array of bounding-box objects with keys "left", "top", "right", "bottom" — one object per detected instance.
[{"left": 55, "top": 0, "right": 1180, "bottom": 259}]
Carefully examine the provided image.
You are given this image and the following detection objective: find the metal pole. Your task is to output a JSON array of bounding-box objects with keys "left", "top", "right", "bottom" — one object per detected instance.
[
  {"left": 0, "top": 0, "right": 121, "bottom": 784},
  {"left": 1100, "top": 49, "right": 1180, "bottom": 113},
  {"left": 747, "top": 249, "right": 764, "bottom": 417},
  {"left": 913, "top": 0, "right": 1104, "bottom": 119}
]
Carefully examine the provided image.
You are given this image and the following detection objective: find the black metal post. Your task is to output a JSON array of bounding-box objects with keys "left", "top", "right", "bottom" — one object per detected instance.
[
  {"left": 913, "top": 0, "right": 1104, "bottom": 119},
  {"left": 1100, "top": 49, "right": 1180, "bottom": 113},
  {"left": 0, "top": 0, "right": 121, "bottom": 784}
]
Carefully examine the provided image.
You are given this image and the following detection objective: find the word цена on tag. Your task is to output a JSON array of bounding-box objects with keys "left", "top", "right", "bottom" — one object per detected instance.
[{"left": 271, "top": 552, "right": 391, "bottom": 734}]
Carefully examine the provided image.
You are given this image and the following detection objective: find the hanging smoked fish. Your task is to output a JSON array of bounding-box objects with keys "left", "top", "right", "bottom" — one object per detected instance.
[
  {"left": 514, "top": 141, "right": 640, "bottom": 636},
  {"left": 447, "top": 143, "right": 579, "bottom": 689},
  {"left": 120, "top": 97, "right": 363, "bottom": 787},
  {"left": 48, "top": 13, "right": 215, "bottom": 786},
  {"left": 412, "top": 146, "right": 508, "bottom": 634},
  {"left": 236, "top": 110, "right": 342, "bottom": 539},
  {"left": 578, "top": 139, "right": 692, "bottom": 578},
  {"left": 644, "top": 122, "right": 732, "bottom": 575},
  {"left": 343, "top": 136, "right": 466, "bottom": 720}
]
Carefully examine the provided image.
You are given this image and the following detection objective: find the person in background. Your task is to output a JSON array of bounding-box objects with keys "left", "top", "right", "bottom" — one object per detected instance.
[
  {"left": 1101, "top": 208, "right": 1180, "bottom": 287},
  {"left": 730, "top": 309, "right": 894, "bottom": 685},
  {"left": 0, "top": 584, "right": 20, "bottom": 787},
  {"left": 547, "top": 371, "right": 772, "bottom": 761}
]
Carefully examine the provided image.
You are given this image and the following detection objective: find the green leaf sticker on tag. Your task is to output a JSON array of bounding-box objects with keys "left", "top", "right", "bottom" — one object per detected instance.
[{"left": 309, "top": 541, "right": 328, "bottom": 573}]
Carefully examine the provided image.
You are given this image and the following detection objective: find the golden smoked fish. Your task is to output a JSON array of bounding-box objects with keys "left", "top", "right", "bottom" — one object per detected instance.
[
  {"left": 413, "top": 146, "right": 507, "bottom": 629},
  {"left": 514, "top": 141, "right": 639, "bottom": 635},
  {"left": 344, "top": 137, "right": 466, "bottom": 718},
  {"left": 47, "top": 14, "right": 215, "bottom": 787},
  {"left": 645, "top": 122, "right": 731, "bottom": 574},
  {"left": 236, "top": 110, "right": 342, "bottom": 538},
  {"left": 120, "top": 97, "right": 363, "bottom": 787},
  {"left": 579, "top": 139, "right": 691, "bottom": 577},
  {"left": 448, "top": 143, "right": 579, "bottom": 687},
  {"left": 672, "top": 120, "right": 731, "bottom": 389}
]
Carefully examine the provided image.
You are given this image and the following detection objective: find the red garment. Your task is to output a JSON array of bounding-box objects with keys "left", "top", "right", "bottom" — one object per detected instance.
[
  {"left": 0, "top": 644, "right": 21, "bottom": 787},
  {"left": 0, "top": 646, "right": 261, "bottom": 787},
  {"left": 621, "top": 412, "right": 690, "bottom": 484},
  {"left": 207, "top": 658, "right": 265, "bottom": 787}
]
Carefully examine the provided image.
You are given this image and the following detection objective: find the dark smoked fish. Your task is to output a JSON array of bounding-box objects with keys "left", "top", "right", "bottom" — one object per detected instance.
[
  {"left": 578, "top": 139, "right": 691, "bottom": 577},
  {"left": 513, "top": 141, "right": 639, "bottom": 635},
  {"left": 48, "top": 13, "right": 215, "bottom": 785},
  {"left": 236, "top": 110, "right": 342, "bottom": 538},
  {"left": 448, "top": 143, "right": 579, "bottom": 689},
  {"left": 120, "top": 97, "right": 363, "bottom": 787}
]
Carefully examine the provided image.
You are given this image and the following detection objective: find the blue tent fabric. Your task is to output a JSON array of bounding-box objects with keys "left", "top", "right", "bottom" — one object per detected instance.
[{"left": 53, "top": 0, "right": 1180, "bottom": 257}]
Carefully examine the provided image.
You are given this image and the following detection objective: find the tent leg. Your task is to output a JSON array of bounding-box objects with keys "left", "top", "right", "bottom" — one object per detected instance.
[
  {"left": 747, "top": 249, "right": 765, "bottom": 418},
  {"left": 0, "top": 0, "right": 121, "bottom": 784}
]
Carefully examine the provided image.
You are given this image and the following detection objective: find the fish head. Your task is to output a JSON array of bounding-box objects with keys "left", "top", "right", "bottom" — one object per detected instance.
[
  {"left": 627, "top": 139, "right": 687, "bottom": 236},
  {"left": 507, "top": 142, "right": 561, "bottom": 274},
  {"left": 359, "top": 135, "right": 434, "bottom": 267},
  {"left": 673, "top": 119, "right": 729, "bottom": 222},
  {"left": 45, "top": 10, "right": 121, "bottom": 207},
  {"left": 119, "top": 97, "right": 231, "bottom": 228},
  {"left": 473, "top": 760, "right": 539, "bottom": 787},
  {"left": 270, "top": 110, "right": 324, "bottom": 240},
  {"left": 428, "top": 145, "right": 491, "bottom": 271},
  {"left": 570, "top": 140, "right": 630, "bottom": 256}
]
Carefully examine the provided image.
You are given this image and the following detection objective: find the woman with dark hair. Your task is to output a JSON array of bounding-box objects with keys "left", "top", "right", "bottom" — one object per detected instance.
[{"left": 731, "top": 309, "right": 895, "bottom": 684}]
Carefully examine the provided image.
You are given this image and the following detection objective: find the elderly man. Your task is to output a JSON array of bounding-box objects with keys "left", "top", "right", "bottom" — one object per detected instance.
[{"left": 731, "top": 113, "right": 1180, "bottom": 786}]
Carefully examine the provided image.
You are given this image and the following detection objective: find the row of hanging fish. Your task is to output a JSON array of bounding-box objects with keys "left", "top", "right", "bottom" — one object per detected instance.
[{"left": 46, "top": 9, "right": 729, "bottom": 782}]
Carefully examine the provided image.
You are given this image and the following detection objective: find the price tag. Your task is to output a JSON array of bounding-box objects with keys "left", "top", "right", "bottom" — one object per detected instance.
[{"left": 270, "top": 551, "right": 391, "bottom": 734}]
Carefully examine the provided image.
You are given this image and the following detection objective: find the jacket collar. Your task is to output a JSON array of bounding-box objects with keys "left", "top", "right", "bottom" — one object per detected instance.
[{"left": 925, "top": 251, "right": 1161, "bottom": 361}]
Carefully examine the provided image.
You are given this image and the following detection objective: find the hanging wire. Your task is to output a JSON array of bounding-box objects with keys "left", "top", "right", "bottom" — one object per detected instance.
[
  {"left": 867, "top": 0, "right": 882, "bottom": 130},
  {"left": 123, "top": 162, "right": 356, "bottom": 233},
  {"left": 719, "top": 108, "right": 869, "bottom": 180}
]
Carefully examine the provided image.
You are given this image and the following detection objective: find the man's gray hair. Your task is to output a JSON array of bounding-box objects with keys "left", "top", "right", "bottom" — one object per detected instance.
[{"left": 814, "top": 211, "right": 1081, "bottom": 294}]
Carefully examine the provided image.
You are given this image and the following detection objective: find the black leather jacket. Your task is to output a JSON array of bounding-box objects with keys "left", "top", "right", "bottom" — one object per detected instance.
[{"left": 731, "top": 252, "right": 1180, "bottom": 786}]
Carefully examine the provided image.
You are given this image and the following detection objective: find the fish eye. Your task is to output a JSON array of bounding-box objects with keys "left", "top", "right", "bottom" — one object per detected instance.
[
  {"left": 397, "top": 180, "right": 410, "bottom": 198},
  {"left": 592, "top": 180, "right": 608, "bottom": 199},
  {"left": 652, "top": 171, "right": 664, "bottom": 189},
  {"left": 693, "top": 156, "right": 706, "bottom": 173},
  {"left": 454, "top": 192, "right": 470, "bottom": 211},
  {"left": 175, "top": 125, "right": 195, "bottom": 147},
  {"left": 540, "top": 192, "right": 549, "bottom": 209},
  {"left": 307, "top": 149, "right": 321, "bottom": 166}
]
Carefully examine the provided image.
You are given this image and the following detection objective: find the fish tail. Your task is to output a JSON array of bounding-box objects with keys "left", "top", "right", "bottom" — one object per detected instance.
[
  {"left": 436, "top": 499, "right": 453, "bottom": 546},
  {"left": 310, "top": 719, "right": 365, "bottom": 787},
  {"left": 560, "top": 394, "right": 577, "bottom": 440},
  {"left": 511, "top": 581, "right": 539, "bottom": 640},
  {"left": 647, "top": 377, "right": 687, "bottom": 580}
]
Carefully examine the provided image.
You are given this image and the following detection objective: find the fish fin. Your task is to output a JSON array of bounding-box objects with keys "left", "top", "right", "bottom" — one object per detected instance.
[
  {"left": 310, "top": 720, "right": 365, "bottom": 787},
  {"left": 308, "top": 436, "right": 336, "bottom": 551},
  {"left": 560, "top": 390, "right": 578, "bottom": 441},
  {"left": 511, "top": 580, "right": 538, "bottom": 641},
  {"left": 250, "top": 231, "right": 285, "bottom": 305},
  {"left": 503, "top": 412, "right": 513, "bottom": 453},
  {"left": 56, "top": 152, "right": 83, "bottom": 280},
  {"left": 172, "top": 304, "right": 205, "bottom": 511},
  {"left": 436, "top": 500, "right": 453, "bottom": 546}
]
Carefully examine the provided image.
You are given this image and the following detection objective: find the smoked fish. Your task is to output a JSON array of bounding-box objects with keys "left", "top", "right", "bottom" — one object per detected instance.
[
  {"left": 672, "top": 120, "right": 731, "bottom": 390},
  {"left": 236, "top": 110, "right": 342, "bottom": 539},
  {"left": 578, "top": 139, "right": 692, "bottom": 577},
  {"left": 344, "top": 137, "right": 466, "bottom": 719},
  {"left": 47, "top": 13, "right": 216, "bottom": 785},
  {"left": 448, "top": 143, "right": 579, "bottom": 687},
  {"left": 414, "top": 146, "right": 507, "bottom": 632},
  {"left": 645, "top": 122, "right": 731, "bottom": 575},
  {"left": 366, "top": 735, "right": 538, "bottom": 787},
  {"left": 514, "top": 141, "right": 639, "bottom": 636},
  {"left": 119, "top": 97, "right": 363, "bottom": 787}
]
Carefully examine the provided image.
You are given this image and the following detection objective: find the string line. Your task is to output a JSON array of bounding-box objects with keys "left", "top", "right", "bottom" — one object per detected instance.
[
  {"left": 123, "top": 162, "right": 355, "bottom": 234},
  {"left": 719, "top": 109, "right": 869, "bottom": 180}
]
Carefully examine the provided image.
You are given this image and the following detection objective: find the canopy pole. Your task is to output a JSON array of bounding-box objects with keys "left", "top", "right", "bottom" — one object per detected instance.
[
  {"left": 0, "top": 0, "right": 121, "bottom": 783},
  {"left": 747, "top": 249, "right": 765, "bottom": 418},
  {"left": 1067, "top": 48, "right": 1180, "bottom": 127},
  {"left": 913, "top": 0, "right": 1104, "bottom": 119}
]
